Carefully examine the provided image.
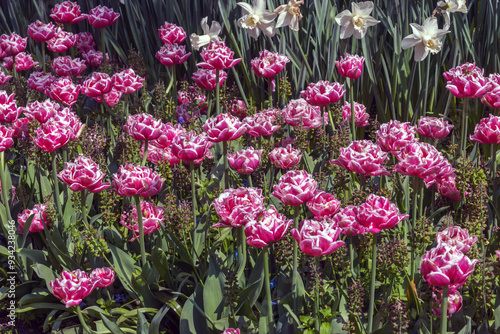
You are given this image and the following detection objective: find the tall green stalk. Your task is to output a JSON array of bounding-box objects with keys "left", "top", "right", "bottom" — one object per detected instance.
[
  {"left": 190, "top": 161, "right": 197, "bottom": 233},
  {"left": 460, "top": 98, "right": 469, "bottom": 154},
  {"left": 141, "top": 140, "right": 149, "bottom": 166},
  {"left": 291, "top": 207, "right": 301, "bottom": 313},
  {"left": 350, "top": 78, "right": 356, "bottom": 141},
  {"left": 0, "top": 151, "right": 12, "bottom": 221},
  {"left": 223, "top": 141, "right": 229, "bottom": 189},
  {"left": 492, "top": 143, "right": 497, "bottom": 225},
  {"left": 133, "top": 194, "right": 147, "bottom": 267},
  {"left": 236, "top": 226, "right": 247, "bottom": 284},
  {"left": 268, "top": 77, "right": 273, "bottom": 107},
  {"left": 367, "top": 233, "right": 378, "bottom": 333},
  {"left": 440, "top": 286, "right": 449, "bottom": 334},
  {"left": 263, "top": 246, "right": 274, "bottom": 333},
  {"left": 314, "top": 257, "right": 320, "bottom": 332},
  {"left": 51, "top": 151, "right": 62, "bottom": 219},
  {"left": 215, "top": 69, "right": 220, "bottom": 116}
]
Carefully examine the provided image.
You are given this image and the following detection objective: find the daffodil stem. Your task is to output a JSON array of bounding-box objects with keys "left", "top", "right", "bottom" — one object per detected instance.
[
  {"left": 134, "top": 194, "right": 147, "bottom": 267},
  {"left": 350, "top": 78, "right": 356, "bottom": 141},
  {"left": 263, "top": 246, "right": 274, "bottom": 333},
  {"left": 215, "top": 69, "right": 220, "bottom": 116},
  {"left": 141, "top": 140, "right": 148, "bottom": 166},
  {"left": 440, "top": 286, "right": 449, "bottom": 334},
  {"left": 0, "top": 151, "right": 12, "bottom": 221},
  {"left": 460, "top": 97, "right": 469, "bottom": 154},
  {"left": 367, "top": 233, "right": 378, "bottom": 334},
  {"left": 51, "top": 151, "right": 62, "bottom": 220}
]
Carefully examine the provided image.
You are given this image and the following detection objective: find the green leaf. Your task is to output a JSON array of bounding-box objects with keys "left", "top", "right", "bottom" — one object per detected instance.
[
  {"left": 31, "top": 263, "right": 56, "bottom": 291},
  {"left": 101, "top": 314, "right": 126, "bottom": 334},
  {"left": 320, "top": 322, "right": 332, "bottom": 334},
  {"left": 137, "top": 309, "right": 149, "bottom": 334},
  {"left": 149, "top": 304, "right": 171, "bottom": 334},
  {"left": 109, "top": 244, "right": 138, "bottom": 299},
  {"left": 131, "top": 272, "right": 161, "bottom": 309},
  {"left": 203, "top": 252, "right": 229, "bottom": 325},
  {"left": 179, "top": 284, "right": 211, "bottom": 334}
]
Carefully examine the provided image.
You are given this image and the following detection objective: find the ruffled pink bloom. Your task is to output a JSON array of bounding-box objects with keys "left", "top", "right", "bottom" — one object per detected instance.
[
  {"left": 52, "top": 107, "right": 83, "bottom": 140},
  {"left": 75, "top": 32, "right": 96, "bottom": 53},
  {"left": 416, "top": 116, "right": 454, "bottom": 139},
  {"left": 45, "top": 77, "right": 80, "bottom": 106},
  {"left": 482, "top": 74, "right": 500, "bottom": 108},
  {"left": 221, "top": 329, "right": 240, "bottom": 334},
  {"left": 90, "top": 267, "right": 115, "bottom": 288},
  {"left": 332, "top": 205, "right": 366, "bottom": 236},
  {"left": 46, "top": 28, "right": 76, "bottom": 53},
  {"left": 335, "top": 54, "right": 365, "bottom": 80},
  {"left": 203, "top": 113, "right": 247, "bottom": 142},
  {"left": 244, "top": 205, "right": 292, "bottom": 247},
  {"left": 2, "top": 52, "right": 38, "bottom": 72},
  {"left": 436, "top": 226, "right": 477, "bottom": 254},
  {"left": 376, "top": 120, "right": 418, "bottom": 153},
  {"left": 120, "top": 201, "right": 164, "bottom": 241},
  {"left": 357, "top": 194, "right": 409, "bottom": 233},
  {"left": 282, "top": 98, "right": 328, "bottom": 130},
  {"left": 243, "top": 109, "right": 280, "bottom": 137},
  {"left": 27, "top": 71, "right": 55, "bottom": 93},
  {"left": 432, "top": 288, "right": 463, "bottom": 318},
  {"left": 84, "top": 5, "right": 121, "bottom": 29},
  {"left": 58, "top": 155, "right": 110, "bottom": 193},
  {"left": 17, "top": 204, "right": 51, "bottom": 233},
  {"left": 112, "top": 69, "right": 145, "bottom": 94},
  {"left": 123, "top": 113, "right": 163, "bottom": 141},
  {"left": 142, "top": 142, "right": 180, "bottom": 166},
  {"left": 306, "top": 190, "right": 341, "bottom": 219},
  {"left": 50, "top": 269, "right": 96, "bottom": 308},
  {"left": 151, "top": 122, "right": 186, "bottom": 149},
  {"left": 111, "top": 163, "right": 164, "bottom": 197},
  {"left": 171, "top": 131, "right": 212, "bottom": 162},
  {"left": 332, "top": 140, "right": 391, "bottom": 176},
  {"left": 230, "top": 99, "right": 247, "bottom": 118},
  {"left": 192, "top": 68, "right": 227, "bottom": 90},
  {"left": 158, "top": 22, "right": 187, "bottom": 44},
  {"left": 0, "top": 91, "right": 22, "bottom": 123},
  {"left": 33, "top": 120, "right": 72, "bottom": 152},
  {"left": 12, "top": 118, "right": 29, "bottom": 139},
  {"left": 420, "top": 243, "right": 478, "bottom": 288},
  {"left": 470, "top": 114, "right": 500, "bottom": 144},
  {"left": 24, "top": 99, "right": 60, "bottom": 123},
  {"left": 0, "top": 125, "right": 15, "bottom": 152},
  {"left": 82, "top": 49, "right": 104, "bottom": 68},
  {"left": 0, "top": 71, "right": 13, "bottom": 85},
  {"left": 94, "top": 88, "right": 122, "bottom": 106},
  {"left": 436, "top": 174, "right": 463, "bottom": 202},
  {"left": 212, "top": 187, "right": 266, "bottom": 228},
  {"left": 250, "top": 49, "right": 289, "bottom": 78},
  {"left": 268, "top": 144, "right": 302, "bottom": 169},
  {"left": 272, "top": 170, "right": 318, "bottom": 206},
  {"left": 197, "top": 40, "right": 242, "bottom": 70},
  {"left": 27, "top": 20, "right": 56, "bottom": 42},
  {"left": 0, "top": 33, "right": 27, "bottom": 56},
  {"left": 156, "top": 44, "right": 191, "bottom": 66},
  {"left": 394, "top": 142, "right": 455, "bottom": 187},
  {"left": 228, "top": 147, "right": 263, "bottom": 174},
  {"left": 342, "top": 101, "right": 369, "bottom": 127},
  {"left": 443, "top": 63, "right": 491, "bottom": 98},
  {"left": 291, "top": 219, "right": 344, "bottom": 256},
  {"left": 177, "top": 87, "right": 207, "bottom": 110},
  {"left": 51, "top": 56, "right": 86, "bottom": 77},
  {"left": 81, "top": 72, "right": 112, "bottom": 98},
  {"left": 300, "top": 81, "right": 345, "bottom": 107},
  {"left": 50, "top": 1, "right": 85, "bottom": 24}
]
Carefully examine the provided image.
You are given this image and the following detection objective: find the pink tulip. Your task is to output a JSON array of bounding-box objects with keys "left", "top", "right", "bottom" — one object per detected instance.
[
  {"left": 197, "top": 40, "right": 242, "bottom": 70},
  {"left": 52, "top": 108, "right": 83, "bottom": 140},
  {"left": 94, "top": 88, "right": 122, "bottom": 106},
  {"left": 51, "top": 56, "right": 86, "bottom": 77},
  {"left": 332, "top": 205, "right": 366, "bottom": 236},
  {"left": 90, "top": 267, "right": 115, "bottom": 288},
  {"left": 151, "top": 122, "right": 186, "bottom": 149},
  {"left": 58, "top": 155, "right": 110, "bottom": 193},
  {"left": 243, "top": 110, "right": 280, "bottom": 137},
  {"left": 443, "top": 63, "right": 491, "bottom": 98},
  {"left": 158, "top": 21, "right": 187, "bottom": 44},
  {"left": 469, "top": 114, "right": 500, "bottom": 144},
  {"left": 306, "top": 190, "right": 341, "bottom": 219},
  {"left": 282, "top": 98, "right": 328, "bottom": 130},
  {"left": 203, "top": 113, "right": 247, "bottom": 142},
  {"left": 84, "top": 5, "right": 121, "bottom": 29},
  {"left": 0, "top": 91, "right": 22, "bottom": 123},
  {"left": 335, "top": 54, "right": 365, "bottom": 80},
  {"left": 332, "top": 140, "right": 391, "bottom": 176},
  {"left": 81, "top": 72, "right": 112, "bottom": 98},
  {"left": 111, "top": 163, "right": 164, "bottom": 197},
  {"left": 342, "top": 101, "right": 369, "bottom": 127},
  {"left": 0, "top": 71, "right": 13, "bottom": 85},
  {"left": 75, "top": 32, "right": 96, "bottom": 53},
  {"left": 120, "top": 201, "right": 164, "bottom": 241},
  {"left": 177, "top": 87, "right": 207, "bottom": 110},
  {"left": 244, "top": 205, "right": 292, "bottom": 247},
  {"left": 420, "top": 243, "right": 478, "bottom": 288},
  {"left": 27, "top": 20, "right": 56, "bottom": 42},
  {"left": 269, "top": 144, "right": 302, "bottom": 169},
  {"left": 300, "top": 81, "right": 346, "bottom": 107},
  {"left": 46, "top": 28, "right": 76, "bottom": 53},
  {"left": 123, "top": 113, "right": 163, "bottom": 141},
  {"left": 229, "top": 99, "right": 247, "bottom": 118},
  {"left": 432, "top": 288, "right": 463, "bottom": 318},
  {"left": 436, "top": 174, "right": 463, "bottom": 202},
  {"left": 50, "top": 269, "right": 96, "bottom": 308},
  {"left": 82, "top": 49, "right": 104, "bottom": 68},
  {"left": 436, "top": 226, "right": 477, "bottom": 254},
  {"left": 291, "top": 219, "right": 344, "bottom": 256},
  {"left": 45, "top": 77, "right": 80, "bottom": 106},
  {"left": 482, "top": 83, "right": 500, "bottom": 109},
  {"left": 212, "top": 187, "right": 266, "bottom": 228},
  {"left": 192, "top": 68, "right": 227, "bottom": 90},
  {"left": 112, "top": 69, "right": 145, "bottom": 94},
  {"left": 17, "top": 204, "right": 51, "bottom": 233},
  {"left": 24, "top": 99, "right": 60, "bottom": 124},
  {"left": 50, "top": 1, "right": 85, "bottom": 24},
  {"left": 228, "top": 147, "right": 263, "bottom": 174},
  {"left": 171, "top": 131, "right": 212, "bottom": 163},
  {"left": 142, "top": 143, "right": 180, "bottom": 166},
  {"left": 2, "top": 52, "right": 38, "bottom": 72},
  {"left": 0, "top": 33, "right": 27, "bottom": 56},
  {"left": 272, "top": 170, "right": 318, "bottom": 206},
  {"left": 222, "top": 329, "right": 240, "bottom": 334},
  {"left": 376, "top": 120, "right": 418, "bottom": 153},
  {"left": 27, "top": 71, "right": 55, "bottom": 93},
  {"left": 416, "top": 117, "right": 454, "bottom": 139},
  {"left": 250, "top": 49, "right": 289, "bottom": 78},
  {"left": 156, "top": 44, "right": 191, "bottom": 66},
  {"left": 357, "top": 194, "right": 408, "bottom": 233},
  {"left": 12, "top": 118, "right": 29, "bottom": 139},
  {"left": 0, "top": 125, "right": 14, "bottom": 152},
  {"left": 33, "top": 120, "right": 72, "bottom": 152}
]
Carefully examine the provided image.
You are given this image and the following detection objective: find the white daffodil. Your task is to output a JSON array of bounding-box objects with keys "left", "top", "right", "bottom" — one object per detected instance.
[
  {"left": 274, "top": 0, "right": 304, "bottom": 32},
  {"left": 401, "top": 17, "right": 450, "bottom": 62},
  {"left": 190, "top": 17, "right": 222, "bottom": 51},
  {"left": 237, "top": 0, "right": 277, "bottom": 40},
  {"left": 437, "top": 0, "right": 467, "bottom": 29},
  {"left": 334, "top": 1, "right": 380, "bottom": 39}
]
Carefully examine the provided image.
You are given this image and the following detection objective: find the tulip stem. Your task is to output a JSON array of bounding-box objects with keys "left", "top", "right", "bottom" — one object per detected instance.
[
  {"left": 236, "top": 226, "right": 247, "bottom": 285},
  {"left": 268, "top": 77, "right": 273, "bottom": 107},
  {"left": 141, "top": 140, "right": 149, "bottom": 166},
  {"left": 263, "top": 246, "right": 274, "bottom": 333},
  {"left": 291, "top": 207, "right": 300, "bottom": 313},
  {"left": 81, "top": 190, "right": 89, "bottom": 226},
  {"left": 100, "top": 28, "right": 106, "bottom": 62},
  {"left": 76, "top": 305, "right": 94, "bottom": 334},
  {"left": 440, "top": 286, "right": 449, "bottom": 334},
  {"left": 492, "top": 143, "right": 497, "bottom": 226},
  {"left": 51, "top": 151, "right": 63, "bottom": 220},
  {"left": 348, "top": 235, "right": 355, "bottom": 278},
  {"left": 190, "top": 160, "right": 197, "bottom": 233},
  {"left": 172, "top": 65, "right": 177, "bottom": 100},
  {"left": 314, "top": 257, "right": 320, "bottom": 332},
  {"left": 0, "top": 151, "right": 12, "bottom": 221},
  {"left": 42, "top": 41, "right": 46, "bottom": 72},
  {"left": 248, "top": 174, "right": 253, "bottom": 188},
  {"left": 223, "top": 141, "right": 229, "bottom": 189},
  {"left": 367, "top": 233, "right": 378, "bottom": 334},
  {"left": 460, "top": 97, "right": 469, "bottom": 154},
  {"left": 133, "top": 194, "right": 147, "bottom": 267},
  {"left": 215, "top": 69, "right": 220, "bottom": 116},
  {"left": 350, "top": 78, "right": 356, "bottom": 141}
]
